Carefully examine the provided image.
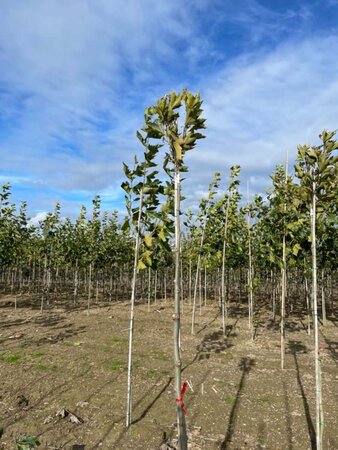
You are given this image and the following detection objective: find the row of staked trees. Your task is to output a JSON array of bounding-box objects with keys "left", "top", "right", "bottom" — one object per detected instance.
[
  {"left": 0, "top": 90, "right": 337, "bottom": 449},
  {"left": 1, "top": 146, "right": 337, "bottom": 315}
]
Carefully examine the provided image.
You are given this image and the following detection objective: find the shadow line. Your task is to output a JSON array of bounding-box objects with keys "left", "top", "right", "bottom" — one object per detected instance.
[
  {"left": 220, "top": 357, "right": 255, "bottom": 449},
  {"left": 288, "top": 341, "right": 315, "bottom": 449}
]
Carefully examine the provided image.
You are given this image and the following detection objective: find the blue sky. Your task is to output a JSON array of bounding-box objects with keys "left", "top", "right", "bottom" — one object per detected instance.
[{"left": 1, "top": 0, "right": 338, "bottom": 222}]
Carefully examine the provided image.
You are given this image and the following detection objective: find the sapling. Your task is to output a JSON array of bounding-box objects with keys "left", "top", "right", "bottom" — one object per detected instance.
[
  {"left": 141, "top": 89, "right": 206, "bottom": 450},
  {"left": 122, "top": 134, "right": 163, "bottom": 427},
  {"left": 295, "top": 130, "right": 338, "bottom": 450}
]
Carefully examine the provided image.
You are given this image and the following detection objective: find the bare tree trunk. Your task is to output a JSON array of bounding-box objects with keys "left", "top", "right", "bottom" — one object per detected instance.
[
  {"left": 87, "top": 262, "right": 92, "bottom": 314},
  {"left": 154, "top": 270, "right": 158, "bottom": 305},
  {"left": 305, "top": 275, "right": 311, "bottom": 335},
  {"left": 147, "top": 267, "right": 151, "bottom": 312},
  {"left": 173, "top": 166, "right": 187, "bottom": 450},
  {"left": 311, "top": 183, "right": 323, "bottom": 450},
  {"left": 204, "top": 266, "right": 207, "bottom": 307},
  {"left": 281, "top": 234, "right": 286, "bottom": 369},
  {"left": 221, "top": 196, "right": 230, "bottom": 334},
  {"left": 126, "top": 188, "right": 143, "bottom": 427},
  {"left": 246, "top": 187, "right": 254, "bottom": 339},
  {"left": 188, "top": 261, "right": 192, "bottom": 305},
  {"left": 321, "top": 269, "right": 327, "bottom": 326},
  {"left": 191, "top": 224, "right": 206, "bottom": 334}
]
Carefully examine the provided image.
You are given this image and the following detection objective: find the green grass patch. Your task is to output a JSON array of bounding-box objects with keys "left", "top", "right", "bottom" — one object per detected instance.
[
  {"left": 111, "top": 335, "right": 127, "bottom": 344},
  {"left": 147, "top": 368, "right": 158, "bottom": 378},
  {"left": 110, "top": 360, "right": 126, "bottom": 372},
  {"left": 36, "top": 364, "right": 57, "bottom": 371},
  {"left": 224, "top": 395, "right": 235, "bottom": 405},
  {"left": 0, "top": 353, "right": 22, "bottom": 363},
  {"left": 31, "top": 352, "right": 44, "bottom": 359},
  {"left": 153, "top": 351, "right": 168, "bottom": 361}
]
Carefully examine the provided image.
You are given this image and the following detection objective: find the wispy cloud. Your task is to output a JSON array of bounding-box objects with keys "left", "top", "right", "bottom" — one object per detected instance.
[
  {"left": 184, "top": 34, "right": 338, "bottom": 202},
  {"left": 0, "top": 0, "right": 337, "bottom": 218}
]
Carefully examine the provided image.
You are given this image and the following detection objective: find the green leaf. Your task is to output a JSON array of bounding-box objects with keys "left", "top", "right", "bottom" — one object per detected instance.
[
  {"left": 292, "top": 243, "right": 301, "bottom": 256},
  {"left": 173, "top": 141, "right": 182, "bottom": 160},
  {"left": 144, "top": 234, "right": 153, "bottom": 248},
  {"left": 158, "top": 228, "right": 166, "bottom": 242},
  {"left": 137, "top": 260, "right": 147, "bottom": 271}
]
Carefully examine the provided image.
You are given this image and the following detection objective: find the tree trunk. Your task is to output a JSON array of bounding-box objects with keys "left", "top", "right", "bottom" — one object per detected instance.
[
  {"left": 281, "top": 234, "right": 286, "bottom": 369},
  {"left": 126, "top": 188, "right": 144, "bottom": 427},
  {"left": 311, "top": 183, "right": 323, "bottom": 450},
  {"left": 173, "top": 166, "right": 187, "bottom": 450}
]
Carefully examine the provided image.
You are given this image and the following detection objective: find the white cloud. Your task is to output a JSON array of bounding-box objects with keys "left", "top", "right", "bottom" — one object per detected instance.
[
  {"left": 0, "top": 1, "right": 337, "bottom": 217},
  {"left": 0, "top": 0, "right": 196, "bottom": 193},
  {"left": 183, "top": 34, "right": 338, "bottom": 206},
  {"left": 28, "top": 211, "right": 47, "bottom": 226}
]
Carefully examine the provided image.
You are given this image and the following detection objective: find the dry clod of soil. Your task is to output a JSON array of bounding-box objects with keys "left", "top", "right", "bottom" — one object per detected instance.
[{"left": 56, "top": 408, "right": 84, "bottom": 424}]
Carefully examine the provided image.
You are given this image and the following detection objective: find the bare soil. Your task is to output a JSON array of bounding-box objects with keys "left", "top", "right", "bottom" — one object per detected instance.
[{"left": 0, "top": 295, "right": 337, "bottom": 449}]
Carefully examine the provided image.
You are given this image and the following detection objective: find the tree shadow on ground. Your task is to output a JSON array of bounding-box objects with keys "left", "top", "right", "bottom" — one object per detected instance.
[
  {"left": 220, "top": 357, "right": 255, "bottom": 450},
  {"left": 282, "top": 379, "right": 293, "bottom": 450},
  {"left": 196, "top": 329, "right": 235, "bottom": 361},
  {"left": 92, "top": 374, "right": 173, "bottom": 449},
  {"left": 197, "top": 309, "right": 220, "bottom": 335},
  {"left": 319, "top": 329, "right": 338, "bottom": 367},
  {"left": 288, "top": 340, "right": 315, "bottom": 450}
]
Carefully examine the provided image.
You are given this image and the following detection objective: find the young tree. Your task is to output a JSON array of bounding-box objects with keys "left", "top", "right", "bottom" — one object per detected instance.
[
  {"left": 122, "top": 135, "right": 163, "bottom": 427},
  {"left": 141, "top": 89, "right": 206, "bottom": 450},
  {"left": 191, "top": 172, "right": 220, "bottom": 334},
  {"left": 295, "top": 130, "right": 338, "bottom": 450}
]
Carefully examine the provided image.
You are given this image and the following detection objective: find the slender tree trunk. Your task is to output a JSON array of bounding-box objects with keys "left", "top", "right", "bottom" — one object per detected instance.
[
  {"left": 173, "top": 166, "right": 187, "bottom": 450},
  {"left": 154, "top": 270, "right": 158, "bottom": 305},
  {"left": 221, "top": 196, "right": 230, "bottom": 334},
  {"left": 188, "top": 261, "right": 192, "bottom": 305},
  {"left": 321, "top": 269, "right": 327, "bottom": 326},
  {"left": 164, "top": 271, "right": 167, "bottom": 304},
  {"left": 87, "top": 262, "right": 92, "bottom": 314},
  {"left": 311, "top": 184, "right": 323, "bottom": 450},
  {"left": 191, "top": 225, "right": 206, "bottom": 334},
  {"left": 74, "top": 259, "right": 78, "bottom": 304},
  {"left": 246, "top": 194, "right": 254, "bottom": 338},
  {"left": 281, "top": 154, "right": 288, "bottom": 368},
  {"left": 147, "top": 267, "right": 151, "bottom": 312},
  {"left": 281, "top": 234, "right": 286, "bottom": 369},
  {"left": 305, "top": 275, "right": 311, "bottom": 335},
  {"left": 204, "top": 266, "right": 207, "bottom": 307},
  {"left": 126, "top": 188, "right": 144, "bottom": 427}
]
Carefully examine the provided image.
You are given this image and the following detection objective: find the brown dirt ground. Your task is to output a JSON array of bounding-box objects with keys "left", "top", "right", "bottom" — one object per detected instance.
[{"left": 0, "top": 295, "right": 337, "bottom": 450}]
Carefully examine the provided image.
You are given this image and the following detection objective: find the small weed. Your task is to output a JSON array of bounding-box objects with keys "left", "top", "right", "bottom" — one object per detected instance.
[
  {"left": 153, "top": 351, "right": 168, "bottom": 361},
  {"left": 147, "top": 368, "right": 158, "bottom": 378},
  {"left": 0, "top": 353, "right": 22, "bottom": 363},
  {"left": 110, "top": 360, "right": 126, "bottom": 372},
  {"left": 16, "top": 435, "right": 40, "bottom": 449},
  {"left": 81, "top": 355, "right": 90, "bottom": 360},
  {"left": 111, "top": 336, "right": 127, "bottom": 344},
  {"left": 224, "top": 395, "right": 235, "bottom": 405},
  {"left": 36, "top": 364, "right": 57, "bottom": 371},
  {"left": 31, "top": 352, "right": 44, "bottom": 359}
]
